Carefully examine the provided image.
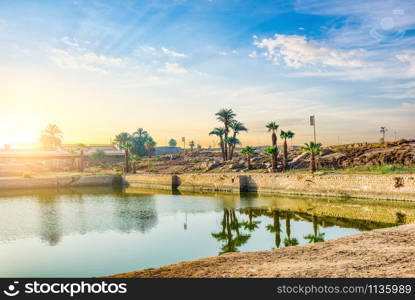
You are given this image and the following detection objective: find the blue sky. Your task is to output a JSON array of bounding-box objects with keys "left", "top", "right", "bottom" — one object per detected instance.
[{"left": 0, "top": 0, "right": 414, "bottom": 146}]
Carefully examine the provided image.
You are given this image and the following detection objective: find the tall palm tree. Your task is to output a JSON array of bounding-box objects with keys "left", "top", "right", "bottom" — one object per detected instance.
[
  {"left": 67, "top": 149, "right": 77, "bottom": 169},
  {"left": 229, "top": 120, "right": 247, "bottom": 159},
  {"left": 301, "top": 142, "right": 322, "bottom": 173},
  {"left": 280, "top": 130, "right": 295, "bottom": 170},
  {"left": 133, "top": 128, "right": 148, "bottom": 138},
  {"left": 266, "top": 122, "right": 279, "bottom": 171},
  {"left": 145, "top": 137, "right": 156, "bottom": 157},
  {"left": 264, "top": 146, "right": 278, "bottom": 172},
  {"left": 189, "top": 140, "right": 195, "bottom": 151},
  {"left": 266, "top": 122, "right": 279, "bottom": 146},
  {"left": 240, "top": 146, "right": 256, "bottom": 170},
  {"left": 40, "top": 124, "right": 62, "bottom": 150},
  {"left": 113, "top": 132, "right": 131, "bottom": 149},
  {"left": 130, "top": 155, "right": 139, "bottom": 173},
  {"left": 123, "top": 141, "right": 133, "bottom": 173},
  {"left": 209, "top": 127, "right": 226, "bottom": 161},
  {"left": 225, "top": 137, "right": 240, "bottom": 160},
  {"left": 215, "top": 109, "right": 236, "bottom": 160},
  {"left": 77, "top": 143, "right": 87, "bottom": 172}
]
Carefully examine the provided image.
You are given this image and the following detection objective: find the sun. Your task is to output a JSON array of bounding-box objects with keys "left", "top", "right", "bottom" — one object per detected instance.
[{"left": 0, "top": 114, "right": 43, "bottom": 148}]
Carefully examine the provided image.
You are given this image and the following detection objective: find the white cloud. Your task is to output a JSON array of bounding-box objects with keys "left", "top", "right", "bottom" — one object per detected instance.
[
  {"left": 396, "top": 53, "right": 415, "bottom": 76},
  {"left": 50, "top": 48, "right": 122, "bottom": 73},
  {"left": 254, "top": 34, "right": 365, "bottom": 69},
  {"left": 248, "top": 51, "right": 257, "bottom": 58},
  {"left": 160, "top": 62, "right": 188, "bottom": 74},
  {"left": 61, "top": 36, "right": 81, "bottom": 48},
  {"left": 161, "top": 47, "right": 187, "bottom": 58}
]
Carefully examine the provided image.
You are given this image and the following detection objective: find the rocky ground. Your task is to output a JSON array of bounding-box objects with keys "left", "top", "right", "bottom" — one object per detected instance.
[
  {"left": 110, "top": 223, "right": 415, "bottom": 278},
  {"left": 136, "top": 139, "right": 415, "bottom": 174}
]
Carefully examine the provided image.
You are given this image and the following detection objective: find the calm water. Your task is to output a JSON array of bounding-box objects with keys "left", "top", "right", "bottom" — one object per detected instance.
[{"left": 0, "top": 187, "right": 410, "bottom": 277}]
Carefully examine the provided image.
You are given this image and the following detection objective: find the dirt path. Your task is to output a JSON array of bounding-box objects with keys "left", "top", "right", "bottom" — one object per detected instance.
[{"left": 110, "top": 224, "right": 415, "bottom": 278}]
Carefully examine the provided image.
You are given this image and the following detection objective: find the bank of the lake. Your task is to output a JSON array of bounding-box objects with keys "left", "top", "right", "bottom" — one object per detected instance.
[
  {"left": 111, "top": 223, "right": 415, "bottom": 278},
  {"left": 126, "top": 173, "right": 415, "bottom": 201},
  {"left": 0, "top": 173, "right": 122, "bottom": 189}
]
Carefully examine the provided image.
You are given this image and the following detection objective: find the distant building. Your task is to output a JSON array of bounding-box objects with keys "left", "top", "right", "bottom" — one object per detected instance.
[
  {"left": 155, "top": 146, "right": 183, "bottom": 156},
  {"left": 59, "top": 145, "right": 124, "bottom": 156}
]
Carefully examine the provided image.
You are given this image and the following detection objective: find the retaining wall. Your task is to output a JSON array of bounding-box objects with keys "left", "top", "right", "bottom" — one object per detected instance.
[
  {"left": 0, "top": 175, "right": 121, "bottom": 190},
  {"left": 125, "top": 173, "right": 415, "bottom": 201}
]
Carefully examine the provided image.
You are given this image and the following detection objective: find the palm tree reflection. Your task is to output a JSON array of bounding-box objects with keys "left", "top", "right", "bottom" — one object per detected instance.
[
  {"left": 304, "top": 215, "right": 325, "bottom": 243},
  {"left": 211, "top": 209, "right": 251, "bottom": 254},
  {"left": 266, "top": 210, "right": 281, "bottom": 249},
  {"left": 283, "top": 212, "right": 299, "bottom": 247}
]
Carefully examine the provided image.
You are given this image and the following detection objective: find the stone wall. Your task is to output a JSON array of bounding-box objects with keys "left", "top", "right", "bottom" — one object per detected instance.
[
  {"left": 125, "top": 173, "right": 415, "bottom": 201},
  {"left": 124, "top": 173, "right": 174, "bottom": 190},
  {"left": 0, "top": 175, "right": 121, "bottom": 190}
]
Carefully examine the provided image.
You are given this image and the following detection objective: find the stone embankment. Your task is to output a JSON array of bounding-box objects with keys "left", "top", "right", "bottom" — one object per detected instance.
[
  {"left": 0, "top": 174, "right": 121, "bottom": 189},
  {"left": 125, "top": 173, "right": 415, "bottom": 201}
]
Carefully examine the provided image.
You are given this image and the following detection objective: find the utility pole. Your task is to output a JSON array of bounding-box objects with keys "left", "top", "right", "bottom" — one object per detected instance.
[
  {"left": 310, "top": 115, "right": 316, "bottom": 143},
  {"left": 181, "top": 137, "right": 186, "bottom": 152},
  {"left": 380, "top": 126, "right": 387, "bottom": 143}
]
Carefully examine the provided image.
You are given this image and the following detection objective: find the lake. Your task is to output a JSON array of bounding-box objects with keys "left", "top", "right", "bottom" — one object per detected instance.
[{"left": 0, "top": 186, "right": 413, "bottom": 277}]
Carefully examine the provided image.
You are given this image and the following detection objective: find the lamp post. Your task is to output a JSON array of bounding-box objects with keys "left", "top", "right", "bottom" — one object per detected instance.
[{"left": 310, "top": 115, "right": 316, "bottom": 143}]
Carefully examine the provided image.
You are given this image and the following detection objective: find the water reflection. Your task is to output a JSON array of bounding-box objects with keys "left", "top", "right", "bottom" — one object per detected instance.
[
  {"left": 211, "top": 209, "right": 251, "bottom": 254},
  {"left": 1, "top": 187, "right": 415, "bottom": 277},
  {"left": 38, "top": 194, "right": 61, "bottom": 246}
]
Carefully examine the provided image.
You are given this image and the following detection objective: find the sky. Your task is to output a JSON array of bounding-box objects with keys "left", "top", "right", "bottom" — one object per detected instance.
[{"left": 0, "top": 0, "right": 414, "bottom": 147}]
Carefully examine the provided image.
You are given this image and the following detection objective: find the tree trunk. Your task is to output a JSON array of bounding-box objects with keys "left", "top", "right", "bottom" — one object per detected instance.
[
  {"left": 219, "top": 138, "right": 226, "bottom": 161},
  {"left": 132, "top": 162, "right": 136, "bottom": 173},
  {"left": 79, "top": 149, "right": 85, "bottom": 172},
  {"left": 247, "top": 156, "right": 251, "bottom": 170},
  {"left": 272, "top": 131, "right": 278, "bottom": 172},
  {"left": 310, "top": 152, "right": 316, "bottom": 173},
  {"left": 224, "top": 122, "right": 229, "bottom": 160},
  {"left": 125, "top": 149, "right": 130, "bottom": 173},
  {"left": 283, "top": 139, "right": 288, "bottom": 170},
  {"left": 271, "top": 155, "right": 276, "bottom": 172},
  {"left": 229, "top": 143, "right": 234, "bottom": 160}
]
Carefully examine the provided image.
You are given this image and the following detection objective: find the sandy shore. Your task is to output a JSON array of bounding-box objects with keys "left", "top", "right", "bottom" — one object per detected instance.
[{"left": 110, "top": 224, "right": 415, "bottom": 278}]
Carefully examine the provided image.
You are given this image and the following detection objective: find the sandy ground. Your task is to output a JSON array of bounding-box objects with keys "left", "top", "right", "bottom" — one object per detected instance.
[{"left": 110, "top": 224, "right": 415, "bottom": 278}]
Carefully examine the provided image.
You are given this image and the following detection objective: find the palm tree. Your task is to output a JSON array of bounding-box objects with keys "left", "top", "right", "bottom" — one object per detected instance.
[
  {"left": 209, "top": 127, "right": 226, "bottom": 161},
  {"left": 301, "top": 141, "right": 322, "bottom": 173},
  {"left": 189, "top": 140, "right": 195, "bottom": 151},
  {"left": 123, "top": 141, "right": 133, "bottom": 173},
  {"left": 264, "top": 146, "right": 278, "bottom": 172},
  {"left": 215, "top": 109, "right": 236, "bottom": 160},
  {"left": 280, "top": 130, "right": 295, "bottom": 170},
  {"left": 113, "top": 132, "right": 131, "bottom": 149},
  {"left": 77, "top": 143, "right": 87, "bottom": 172},
  {"left": 266, "top": 122, "right": 279, "bottom": 171},
  {"left": 133, "top": 128, "right": 148, "bottom": 138},
  {"left": 240, "top": 146, "right": 256, "bottom": 170},
  {"left": 130, "top": 155, "right": 139, "bottom": 173},
  {"left": 40, "top": 124, "right": 62, "bottom": 150},
  {"left": 67, "top": 149, "right": 77, "bottom": 169},
  {"left": 266, "top": 122, "right": 279, "bottom": 146},
  {"left": 225, "top": 137, "right": 240, "bottom": 159},
  {"left": 229, "top": 120, "right": 247, "bottom": 159},
  {"left": 145, "top": 137, "right": 156, "bottom": 157}
]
